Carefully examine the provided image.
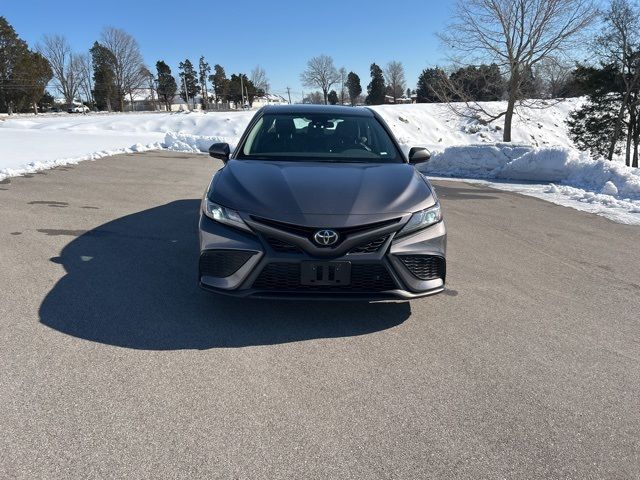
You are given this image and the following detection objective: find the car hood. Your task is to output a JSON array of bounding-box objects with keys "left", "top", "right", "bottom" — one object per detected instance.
[{"left": 210, "top": 160, "right": 434, "bottom": 223}]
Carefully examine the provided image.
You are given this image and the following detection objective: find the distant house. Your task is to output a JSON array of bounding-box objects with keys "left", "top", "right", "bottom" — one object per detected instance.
[
  {"left": 252, "top": 93, "right": 289, "bottom": 108},
  {"left": 384, "top": 94, "right": 413, "bottom": 105}
]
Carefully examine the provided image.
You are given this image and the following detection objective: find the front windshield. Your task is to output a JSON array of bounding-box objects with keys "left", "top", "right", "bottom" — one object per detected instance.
[{"left": 237, "top": 112, "right": 402, "bottom": 163}]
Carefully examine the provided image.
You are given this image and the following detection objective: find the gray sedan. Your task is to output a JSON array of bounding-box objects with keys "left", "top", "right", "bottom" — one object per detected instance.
[{"left": 199, "top": 104, "right": 446, "bottom": 300}]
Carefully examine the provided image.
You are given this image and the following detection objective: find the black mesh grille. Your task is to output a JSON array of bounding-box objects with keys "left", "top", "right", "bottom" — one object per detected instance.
[
  {"left": 349, "top": 236, "right": 388, "bottom": 254},
  {"left": 252, "top": 263, "right": 396, "bottom": 292},
  {"left": 199, "top": 250, "right": 255, "bottom": 278},
  {"left": 266, "top": 237, "right": 303, "bottom": 254},
  {"left": 398, "top": 255, "right": 445, "bottom": 280}
]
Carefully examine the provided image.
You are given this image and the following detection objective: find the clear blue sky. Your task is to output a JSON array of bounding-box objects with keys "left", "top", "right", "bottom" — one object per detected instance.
[{"left": 2, "top": 0, "right": 453, "bottom": 100}]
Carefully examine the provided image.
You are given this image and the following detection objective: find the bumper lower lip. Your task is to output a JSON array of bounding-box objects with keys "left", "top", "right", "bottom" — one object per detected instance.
[{"left": 199, "top": 280, "right": 445, "bottom": 301}]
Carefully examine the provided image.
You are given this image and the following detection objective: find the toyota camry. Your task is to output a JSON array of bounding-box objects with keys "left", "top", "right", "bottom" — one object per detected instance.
[{"left": 198, "top": 105, "right": 446, "bottom": 300}]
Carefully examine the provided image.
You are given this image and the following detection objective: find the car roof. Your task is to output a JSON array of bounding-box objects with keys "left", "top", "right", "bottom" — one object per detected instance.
[{"left": 261, "top": 104, "right": 374, "bottom": 117}]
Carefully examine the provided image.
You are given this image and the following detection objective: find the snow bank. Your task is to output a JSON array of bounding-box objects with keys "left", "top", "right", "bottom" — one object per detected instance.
[
  {"left": 420, "top": 144, "right": 640, "bottom": 199},
  {"left": 0, "top": 110, "right": 252, "bottom": 180},
  {"left": 420, "top": 144, "right": 640, "bottom": 224}
]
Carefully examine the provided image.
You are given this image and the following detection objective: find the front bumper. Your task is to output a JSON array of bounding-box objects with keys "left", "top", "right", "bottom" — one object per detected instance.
[{"left": 198, "top": 214, "right": 446, "bottom": 300}]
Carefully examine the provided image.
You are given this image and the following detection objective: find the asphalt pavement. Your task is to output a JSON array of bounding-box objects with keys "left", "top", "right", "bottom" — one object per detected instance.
[{"left": 1, "top": 151, "right": 639, "bottom": 479}]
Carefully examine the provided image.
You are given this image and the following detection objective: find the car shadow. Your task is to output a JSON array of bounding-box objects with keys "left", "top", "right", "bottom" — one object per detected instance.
[{"left": 38, "top": 200, "right": 410, "bottom": 350}]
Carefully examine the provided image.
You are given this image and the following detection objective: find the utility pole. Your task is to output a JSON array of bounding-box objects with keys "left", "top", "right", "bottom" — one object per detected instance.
[{"left": 286, "top": 87, "right": 292, "bottom": 104}]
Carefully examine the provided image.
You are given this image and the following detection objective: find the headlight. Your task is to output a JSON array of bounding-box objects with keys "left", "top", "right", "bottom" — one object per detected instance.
[
  {"left": 202, "top": 198, "right": 252, "bottom": 232},
  {"left": 399, "top": 202, "right": 442, "bottom": 236}
]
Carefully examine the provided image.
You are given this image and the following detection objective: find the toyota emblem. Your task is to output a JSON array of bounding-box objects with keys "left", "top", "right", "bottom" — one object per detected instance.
[{"left": 313, "top": 229, "right": 339, "bottom": 246}]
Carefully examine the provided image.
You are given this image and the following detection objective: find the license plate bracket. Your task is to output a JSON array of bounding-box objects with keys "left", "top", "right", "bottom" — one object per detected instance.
[{"left": 301, "top": 261, "right": 351, "bottom": 286}]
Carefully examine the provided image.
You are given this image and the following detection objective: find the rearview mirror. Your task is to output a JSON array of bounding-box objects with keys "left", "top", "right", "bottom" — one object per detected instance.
[
  {"left": 408, "top": 147, "right": 431, "bottom": 164},
  {"left": 209, "top": 142, "right": 230, "bottom": 162}
]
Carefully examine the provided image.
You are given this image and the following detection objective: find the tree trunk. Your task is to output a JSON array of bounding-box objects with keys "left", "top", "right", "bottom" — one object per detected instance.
[
  {"left": 625, "top": 123, "right": 632, "bottom": 167},
  {"left": 608, "top": 98, "right": 628, "bottom": 161},
  {"left": 502, "top": 94, "right": 516, "bottom": 142},
  {"left": 323, "top": 89, "right": 328, "bottom": 105},
  {"left": 634, "top": 116, "right": 640, "bottom": 168},
  {"left": 33, "top": 101, "right": 38, "bottom": 115}
]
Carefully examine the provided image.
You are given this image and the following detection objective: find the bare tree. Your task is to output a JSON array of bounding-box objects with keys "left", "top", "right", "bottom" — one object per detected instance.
[
  {"left": 250, "top": 65, "right": 270, "bottom": 94},
  {"left": 76, "top": 53, "right": 94, "bottom": 106},
  {"left": 384, "top": 61, "right": 406, "bottom": 102},
  {"left": 439, "top": 0, "right": 597, "bottom": 141},
  {"left": 100, "top": 27, "right": 145, "bottom": 112},
  {"left": 300, "top": 55, "right": 339, "bottom": 104},
  {"left": 535, "top": 57, "right": 574, "bottom": 98},
  {"left": 38, "top": 34, "right": 81, "bottom": 106},
  {"left": 338, "top": 67, "right": 347, "bottom": 105},
  {"left": 595, "top": 0, "right": 640, "bottom": 166}
]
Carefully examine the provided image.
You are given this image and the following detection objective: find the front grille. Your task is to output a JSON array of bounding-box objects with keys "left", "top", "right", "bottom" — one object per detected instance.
[
  {"left": 266, "top": 237, "right": 303, "bottom": 254},
  {"left": 252, "top": 263, "right": 396, "bottom": 292},
  {"left": 398, "top": 255, "right": 446, "bottom": 280},
  {"left": 199, "top": 250, "right": 255, "bottom": 278},
  {"left": 349, "top": 235, "right": 388, "bottom": 254},
  {"left": 251, "top": 216, "right": 401, "bottom": 240}
]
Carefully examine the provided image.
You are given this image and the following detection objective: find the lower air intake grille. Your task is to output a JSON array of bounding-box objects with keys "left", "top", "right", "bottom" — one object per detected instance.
[
  {"left": 266, "top": 237, "right": 303, "bottom": 254},
  {"left": 199, "top": 250, "right": 255, "bottom": 278},
  {"left": 252, "top": 263, "right": 396, "bottom": 292},
  {"left": 349, "top": 236, "right": 388, "bottom": 254},
  {"left": 398, "top": 255, "right": 445, "bottom": 280}
]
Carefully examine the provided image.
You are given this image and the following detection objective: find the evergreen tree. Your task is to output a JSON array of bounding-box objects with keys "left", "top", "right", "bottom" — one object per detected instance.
[
  {"left": 37, "top": 91, "right": 55, "bottom": 111},
  {"left": 449, "top": 64, "right": 504, "bottom": 101},
  {"left": 366, "top": 63, "right": 385, "bottom": 105},
  {"left": 227, "top": 74, "right": 257, "bottom": 107},
  {"left": 198, "top": 56, "right": 211, "bottom": 110},
  {"left": 406, "top": 88, "right": 411, "bottom": 99},
  {"left": 90, "top": 42, "right": 118, "bottom": 111},
  {"left": 567, "top": 64, "right": 625, "bottom": 158},
  {"left": 209, "top": 64, "right": 228, "bottom": 105},
  {"left": 346, "top": 71, "right": 362, "bottom": 106},
  {"left": 178, "top": 59, "right": 200, "bottom": 108},
  {"left": 156, "top": 60, "right": 177, "bottom": 112},
  {"left": 0, "top": 16, "right": 30, "bottom": 113},
  {"left": 327, "top": 90, "right": 339, "bottom": 105},
  {"left": 14, "top": 50, "right": 52, "bottom": 113},
  {"left": 416, "top": 68, "right": 444, "bottom": 103}
]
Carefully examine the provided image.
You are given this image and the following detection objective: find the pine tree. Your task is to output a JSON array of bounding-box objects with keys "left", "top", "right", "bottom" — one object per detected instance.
[
  {"left": 346, "top": 72, "right": 362, "bottom": 106},
  {"left": 198, "top": 56, "right": 211, "bottom": 110},
  {"left": 416, "top": 68, "right": 445, "bottom": 103},
  {"left": 156, "top": 60, "right": 177, "bottom": 112},
  {"left": 0, "top": 16, "right": 30, "bottom": 114},
  {"left": 365, "top": 63, "right": 385, "bottom": 105},
  {"left": 567, "top": 64, "right": 625, "bottom": 158},
  {"left": 209, "top": 64, "right": 228, "bottom": 106},
  {"left": 227, "top": 74, "right": 257, "bottom": 107},
  {"left": 328, "top": 90, "right": 339, "bottom": 105},
  {"left": 90, "top": 42, "right": 118, "bottom": 111},
  {"left": 14, "top": 50, "right": 52, "bottom": 113},
  {"left": 178, "top": 59, "right": 200, "bottom": 109},
  {"left": 449, "top": 64, "right": 504, "bottom": 101}
]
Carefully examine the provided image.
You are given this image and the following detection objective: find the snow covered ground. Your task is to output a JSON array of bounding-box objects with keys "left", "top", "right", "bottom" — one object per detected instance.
[{"left": 1, "top": 101, "right": 639, "bottom": 224}]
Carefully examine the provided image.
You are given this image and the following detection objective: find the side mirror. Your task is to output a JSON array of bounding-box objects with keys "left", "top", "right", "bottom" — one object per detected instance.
[
  {"left": 408, "top": 147, "right": 431, "bottom": 164},
  {"left": 209, "top": 142, "right": 230, "bottom": 162}
]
